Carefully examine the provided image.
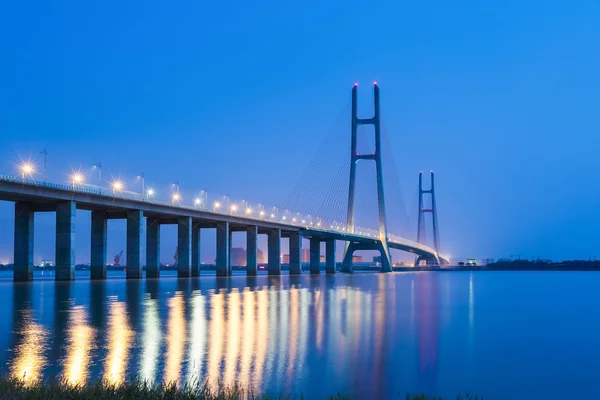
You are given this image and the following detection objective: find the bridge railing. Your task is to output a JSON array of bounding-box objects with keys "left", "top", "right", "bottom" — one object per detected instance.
[{"left": 0, "top": 174, "right": 445, "bottom": 259}]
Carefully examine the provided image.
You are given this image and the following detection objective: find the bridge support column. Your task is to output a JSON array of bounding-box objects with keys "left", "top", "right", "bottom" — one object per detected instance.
[
  {"left": 55, "top": 201, "right": 76, "bottom": 281},
  {"left": 289, "top": 231, "right": 302, "bottom": 275},
  {"left": 14, "top": 202, "right": 34, "bottom": 281},
  {"left": 246, "top": 225, "right": 258, "bottom": 276},
  {"left": 216, "top": 221, "right": 230, "bottom": 276},
  {"left": 268, "top": 228, "right": 281, "bottom": 275},
  {"left": 191, "top": 223, "right": 201, "bottom": 277},
  {"left": 91, "top": 210, "right": 107, "bottom": 280},
  {"left": 146, "top": 217, "right": 160, "bottom": 278},
  {"left": 177, "top": 216, "right": 192, "bottom": 277},
  {"left": 310, "top": 238, "right": 320, "bottom": 274},
  {"left": 376, "top": 241, "right": 393, "bottom": 273},
  {"left": 325, "top": 238, "right": 336, "bottom": 274},
  {"left": 341, "top": 242, "right": 357, "bottom": 273},
  {"left": 126, "top": 210, "right": 143, "bottom": 279}
]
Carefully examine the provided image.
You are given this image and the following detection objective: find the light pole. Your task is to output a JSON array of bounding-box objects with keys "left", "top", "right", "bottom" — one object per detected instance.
[
  {"left": 39, "top": 149, "right": 47, "bottom": 184},
  {"left": 138, "top": 173, "right": 145, "bottom": 199},
  {"left": 93, "top": 162, "right": 102, "bottom": 183}
]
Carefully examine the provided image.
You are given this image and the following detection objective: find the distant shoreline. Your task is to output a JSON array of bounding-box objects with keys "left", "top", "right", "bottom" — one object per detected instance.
[{"left": 395, "top": 259, "right": 600, "bottom": 272}]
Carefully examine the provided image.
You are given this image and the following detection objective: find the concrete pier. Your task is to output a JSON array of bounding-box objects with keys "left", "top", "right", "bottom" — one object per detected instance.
[
  {"left": 177, "top": 216, "right": 192, "bottom": 277},
  {"left": 216, "top": 221, "right": 230, "bottom": 276},
  {"left": 55, "top": 201, "right": 76, "bottom": 281},
  {"left": 325, "top": 238, "right": 336, "bottom": 274},
  {"left": 90, "top": 210, "right": 107, "bottom": 280},
  {"left": 289, "top": 231, "right": 302, "bottom": 275},
  {"left": 341, "top": 242, "right": 357, "bottom": 273},
  {"left": 146, "top": 217, "right": 160, "bottom": 278},
  {"left": 191, "top": 224, "right": 200, "bottom": 277},
  {"left": 310, "top": 238, "right": 320, "bottom": 274},
  {"left": 126, "top": 209, "right": 143, "bottom": 279},
  {"left": 246, "top": 225, "right": 258, "bottom": 276},
  {"left": 268, "top": 228, "right": 281, "bottom": 275},
  {"left": 14, "top": 202, "right": 34, "bottom": 281}
]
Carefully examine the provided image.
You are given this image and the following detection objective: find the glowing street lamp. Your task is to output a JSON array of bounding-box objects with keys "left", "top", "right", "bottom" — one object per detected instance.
[
  {"left": 213, "top": 201, "right": 221, "bottom": 211},
  {"left": 230, "top": 204, "right": 238, "bottom": 213},
  {"left": 71, "top": 173, "right": 83, "bottom": 189},
  {"left": 20, "top": 162, "right": 34, "bottom": 181},
  {"left": 245, "top": 207, "right": 252, "bottom": 215},
  {"left": 172, "top": 193, "right": 181, "bottom": 204},
  {"left": 147, "top": 188, "right": 154, "bottom": 199},
  {"left": 194, "top": 198, "right": 201, "bottom": 207},
  {"left": 112, "top": 180, "right": 123, "bottom": 194}
]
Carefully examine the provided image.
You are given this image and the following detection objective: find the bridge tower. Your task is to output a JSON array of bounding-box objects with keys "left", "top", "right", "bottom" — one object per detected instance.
[
  {"left": 342, "top": 82, "right": 392, "bottom": 273},
  {"left": 416, "top": 171, "right": 441, "bottom": 266}
]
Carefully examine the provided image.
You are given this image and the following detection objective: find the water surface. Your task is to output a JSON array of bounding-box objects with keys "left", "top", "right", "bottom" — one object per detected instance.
[{"left": 0, "top": 270, "right": 598, "bottom": 399}]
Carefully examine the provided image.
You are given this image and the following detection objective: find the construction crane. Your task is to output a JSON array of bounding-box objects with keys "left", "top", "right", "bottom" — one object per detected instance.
[{"left": 114, "top": 250, "right": 123, "bottom": 267}]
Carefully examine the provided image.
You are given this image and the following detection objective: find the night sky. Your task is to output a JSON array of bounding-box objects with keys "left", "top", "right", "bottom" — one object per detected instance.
[{"left": 1, "top": 1, "right": 599, "bottom": 264}]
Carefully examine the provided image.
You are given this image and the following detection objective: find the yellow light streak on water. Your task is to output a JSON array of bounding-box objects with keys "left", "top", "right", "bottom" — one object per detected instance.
[
  {"left": 10, "top": 310, "right": 47, "bottom": 385},
  {"left": 104, "top": 301, "right": 133, "bottom": 385},
  {"left": 164, "top": 294, "right": 186, "bottom": 385},
  {"left": 64, "top": 306, "right": 94, "bottom": 385}
]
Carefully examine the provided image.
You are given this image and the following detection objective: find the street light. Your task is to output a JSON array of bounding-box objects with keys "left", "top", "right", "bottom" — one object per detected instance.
[
  {"left": 194, "top": 198, "right": 201, "bottom": 207},
  {"left": 20, "top": 162, "right": 34, "bottom": 181},
  {"left": 71, "top": 173, "right": 83, "bottom": 189},
  {"left": 230, "top": 204, "right": 238, "bottom": 213},
  {"left": 147, "top": 188, "right": 154, "bottom": 199},
  {"left": 245, "top": 207, "right": 252, "bottom": 215},
  {"left": 112, "top": 180, "right": 123, "bottom": 193},
  {"left": 213, "top": 201, "right": 221, "bottom": 211},
  {"left": 172, "top": 193, "right": 181, "bottom": 204}
]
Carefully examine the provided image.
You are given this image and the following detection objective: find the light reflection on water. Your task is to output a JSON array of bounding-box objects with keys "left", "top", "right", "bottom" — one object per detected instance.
[
  {"left": 10, "top": 308, "right": 47, "bottom": 384},
  {"left": 2, "top": 271, "right": 600, "bottom": 399}
]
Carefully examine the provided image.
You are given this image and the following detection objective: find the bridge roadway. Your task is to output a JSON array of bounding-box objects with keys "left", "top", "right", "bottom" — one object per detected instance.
[{"left": 0, "top": 175, "right": 446, "bottom": 281}]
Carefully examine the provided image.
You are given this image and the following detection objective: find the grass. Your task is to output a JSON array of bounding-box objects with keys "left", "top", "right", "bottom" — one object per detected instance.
[{"left": 0, "top": 377, "right": 481, "bottom": 400}]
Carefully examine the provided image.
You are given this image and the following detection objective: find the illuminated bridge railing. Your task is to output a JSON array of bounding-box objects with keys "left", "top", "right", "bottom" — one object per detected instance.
[{"left": 0, "top": 174, "right": 443, "bottom": 259}]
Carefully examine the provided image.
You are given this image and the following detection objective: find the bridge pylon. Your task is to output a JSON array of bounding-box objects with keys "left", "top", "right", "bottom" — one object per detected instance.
[
  {"left": 415, "top": 171, "right": 442, "bottom": 266},
  {"left": 342, "top": 83, "right": 392, "bottom": 273}
]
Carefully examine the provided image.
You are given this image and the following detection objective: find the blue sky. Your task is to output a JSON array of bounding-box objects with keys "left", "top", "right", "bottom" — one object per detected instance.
[{"left": 0, "top": 0, "right": 599, "bottom": 263}]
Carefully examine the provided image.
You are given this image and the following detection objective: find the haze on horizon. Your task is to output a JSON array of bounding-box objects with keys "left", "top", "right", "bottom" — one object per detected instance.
[{"left": 0, "top": 0, "right": 599, "bottom": 263}]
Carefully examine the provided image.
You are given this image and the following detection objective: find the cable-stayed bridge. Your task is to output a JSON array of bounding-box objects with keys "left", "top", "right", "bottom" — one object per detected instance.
[{"left": 0, "top": 83, "right": 448, "bottom": 281}]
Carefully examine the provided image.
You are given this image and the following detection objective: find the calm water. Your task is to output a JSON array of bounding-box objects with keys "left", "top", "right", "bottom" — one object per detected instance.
[{"left": 0, "top": 270, "right": 599, "bottom": 399}]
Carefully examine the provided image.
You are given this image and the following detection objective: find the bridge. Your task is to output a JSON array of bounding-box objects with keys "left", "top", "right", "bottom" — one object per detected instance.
[{"left": 2, "top": 83, "right": 448, "bottom": 281}]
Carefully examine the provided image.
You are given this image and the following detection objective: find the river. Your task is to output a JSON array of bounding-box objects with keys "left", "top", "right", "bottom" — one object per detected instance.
[{"left": 0, "top": 270, "right": 598, "bottom": 399}]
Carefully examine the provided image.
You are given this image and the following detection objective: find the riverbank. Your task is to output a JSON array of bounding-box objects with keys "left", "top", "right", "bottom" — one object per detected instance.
[
  {"left": 395, "top": 259, "right": 600, "bottom": 272},
  {"left": 0, "top": 378, "right": 480, "bottom": 400}
]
